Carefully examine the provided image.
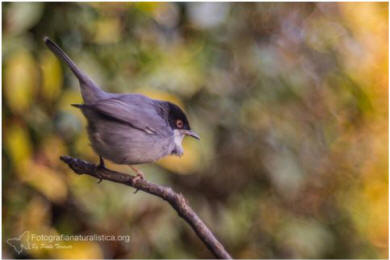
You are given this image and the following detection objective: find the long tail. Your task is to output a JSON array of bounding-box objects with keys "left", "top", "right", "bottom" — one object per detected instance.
[{"left": 43, "top": 36, "right": 106, "bottom": 104}]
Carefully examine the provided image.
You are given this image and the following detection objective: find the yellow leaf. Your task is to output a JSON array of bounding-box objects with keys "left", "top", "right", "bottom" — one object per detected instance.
[
  {"left": 5, "top": 50, "right": 38, "bottom": 113},
  {"left": 133, "top": 2, "right": 160, "bottom": 13},
  {"left": 19, "top": 197, "right": 51, "bottom": 231},
  {"left": 94, "top": 18, "right": 121, "bottom": 44},
  {"left": 40, "top": 135, "right": 67, "bottom": 166},
  {"left": 50, "top": 241, "right": 103, "bottom": 259},
  {"left": 4, "top": 122, "right": 32, "bottom": 167},
  {"left": 17, "top": 161, "right": 68, "bottom": 203},
  {"left": 40, "top": 50, "right": 63, "bottom": 101},
  {"left": 57, "top": 89, "right": 84, "bottom": 120}
]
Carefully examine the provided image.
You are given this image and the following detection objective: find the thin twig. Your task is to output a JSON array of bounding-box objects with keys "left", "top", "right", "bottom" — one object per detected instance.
[{"left": 60, "top": 155, "right": 232, "bottom": 259}]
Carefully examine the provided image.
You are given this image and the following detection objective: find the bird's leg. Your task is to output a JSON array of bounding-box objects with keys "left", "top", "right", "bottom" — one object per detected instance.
[
  {"left": 98, "top": 156, "right": 106, "bottom": 168},
  {"left": 128, "top": 166, "right": 145, "bottom": 193},
  {"left": 129, "top": 166, "right": 145, "bottom": 179},
  {"left": 96, "top": 156, "right": 106, "bottom": 183}
]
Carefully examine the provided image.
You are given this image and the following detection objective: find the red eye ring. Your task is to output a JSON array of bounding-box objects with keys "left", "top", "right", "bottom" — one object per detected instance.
[{"left": 176, "top": 119, "right": 184, "bottom": 128}]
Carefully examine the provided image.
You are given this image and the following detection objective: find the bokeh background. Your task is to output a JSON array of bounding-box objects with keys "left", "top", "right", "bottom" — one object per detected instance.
[{"left": 2, "top": 2, "right": 388, "bottom": 259}]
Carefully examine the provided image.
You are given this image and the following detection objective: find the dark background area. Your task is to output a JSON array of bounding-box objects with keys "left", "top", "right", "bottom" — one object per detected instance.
[{"left": 2, "top": 2, "right": 388, "bottom": 258}]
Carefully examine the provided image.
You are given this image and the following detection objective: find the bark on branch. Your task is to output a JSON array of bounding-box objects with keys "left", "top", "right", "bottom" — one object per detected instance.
[{"left": 60, "top": 155, "right": 232, "bottom": 259}]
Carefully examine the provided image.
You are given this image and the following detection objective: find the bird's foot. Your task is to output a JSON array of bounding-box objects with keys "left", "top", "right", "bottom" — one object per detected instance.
[
  {"left": 96, "top": 156, "right": 106, "bottom": 183},
  {"left": 128, "top": 166, "right": 144, "bottom": 193}
]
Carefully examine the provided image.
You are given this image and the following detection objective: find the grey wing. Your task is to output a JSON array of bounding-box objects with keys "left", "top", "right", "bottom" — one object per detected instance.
[{"left": 81, "top": 98, "right": 170, "bottom": 136}]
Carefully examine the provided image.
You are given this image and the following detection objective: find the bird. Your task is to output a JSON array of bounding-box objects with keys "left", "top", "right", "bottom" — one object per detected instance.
[{"left": 44, "top": 37, "right": 199, "bottom": 179}]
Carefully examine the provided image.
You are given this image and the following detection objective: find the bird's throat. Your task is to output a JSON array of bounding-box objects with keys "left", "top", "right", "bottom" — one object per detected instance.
[{"left": 172, "top": 130, "right": 184, "bottom": 156}]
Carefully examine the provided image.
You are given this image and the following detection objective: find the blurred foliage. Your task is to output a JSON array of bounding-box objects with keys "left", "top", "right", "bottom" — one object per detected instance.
[{"left": 2, "top": 2, "right": 388, "bottom": 259}]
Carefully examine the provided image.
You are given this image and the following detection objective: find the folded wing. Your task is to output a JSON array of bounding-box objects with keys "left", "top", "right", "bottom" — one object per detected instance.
[{"left": 77, "top": 97, "right": 170, "bottom": 136}]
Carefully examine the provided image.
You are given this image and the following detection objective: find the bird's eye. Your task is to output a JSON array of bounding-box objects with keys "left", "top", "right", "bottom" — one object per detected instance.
[{"left": 176, "top": 119, "right": 184, "bottom": 128}]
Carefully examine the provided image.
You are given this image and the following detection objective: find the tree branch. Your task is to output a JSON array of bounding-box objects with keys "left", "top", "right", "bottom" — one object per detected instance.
[{"left": 60, "top": 155, "right": 232, "bottom": 259}]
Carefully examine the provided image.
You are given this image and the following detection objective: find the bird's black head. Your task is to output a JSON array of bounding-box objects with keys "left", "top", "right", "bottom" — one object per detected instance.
[
  {"left": 166, "top": 102, "right": 199, "bottom": 140},
  {"left": 167, "top": 102, "right": 190, "bottom": 130}
]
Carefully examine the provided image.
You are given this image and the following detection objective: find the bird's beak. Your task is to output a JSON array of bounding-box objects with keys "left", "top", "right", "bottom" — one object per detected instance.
[{"left": 182, "top": 130, "right": 200, "bottom": 140}]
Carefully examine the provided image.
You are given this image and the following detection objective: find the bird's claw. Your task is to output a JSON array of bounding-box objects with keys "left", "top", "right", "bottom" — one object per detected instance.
[
  {"left": 132, "top": 173, "right": 144, "bottom": 193},
  {"left": 129, "top": 166, "right": 144, "bottom": 193}
]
